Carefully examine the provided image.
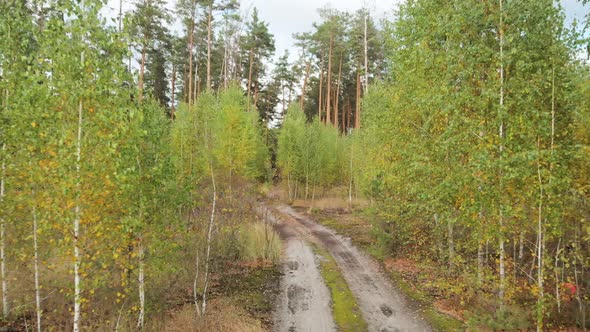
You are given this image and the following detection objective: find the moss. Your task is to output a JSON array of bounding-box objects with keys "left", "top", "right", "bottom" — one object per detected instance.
[{"left": 312, "top": 245, "right": 368, "bottom": 332}]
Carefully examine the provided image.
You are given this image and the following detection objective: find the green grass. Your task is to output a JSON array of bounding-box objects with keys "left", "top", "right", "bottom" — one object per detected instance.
[{"left": 312, "top": 245, "right": 368, "bottom": 332}]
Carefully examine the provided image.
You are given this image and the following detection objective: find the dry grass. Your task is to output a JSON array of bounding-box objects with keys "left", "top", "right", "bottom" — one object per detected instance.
[
  {"left": 157, "top": 299, "right": 265, "bottom": 332},
  {"left": 270, "top": 185, "right": 369, "bottom": 210},
  {"left": 238, "top": 222, "right": 281, "bottom": 262}
]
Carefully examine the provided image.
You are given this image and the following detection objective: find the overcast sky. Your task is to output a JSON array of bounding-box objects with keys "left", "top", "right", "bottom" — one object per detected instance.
[{"left": 105, "top": 0, "right": 588, "bottom": 62}]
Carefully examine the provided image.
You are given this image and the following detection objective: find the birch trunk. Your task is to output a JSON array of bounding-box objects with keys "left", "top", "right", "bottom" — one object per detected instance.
[
  {"left": 201, "top": 164, "right": 217, "bottom": 316},
  {"left": 554, "top": 239, "right": 561, "bottom": 313},
  {"left": 499, "top": 231, "right": 506, "bottom": 305},
  {"left": 137, "top": 240, "right": 145, "bottom": 329},
  {"left": 536, "top": 160, "right": 544, "bottom": 331},
  {"left": 193, "top": 253, "right": 201, "bottom": 319},
  {"left": 118, "top": 0, "right": 123, "bottom": 32},
  {"left": 448, "top": 219, "right": 454, "bottom": 271},
  {"left": 32, "top": 201, "right": 42, "bottom": 332},
  {"left": 73, "top": 88, "right": 84, "bottom": 332},
  {"left": 1, "top": 142, "right": 8, "bottom": 320},
  {"left": 477, "top": 242, "right": 483, "bottom": 286},
  {"left": 519, "top": 231, "right": 524, "bottom": 262},
  {"left": 498, "top": 0, "right": 506, "bottom": 309}
]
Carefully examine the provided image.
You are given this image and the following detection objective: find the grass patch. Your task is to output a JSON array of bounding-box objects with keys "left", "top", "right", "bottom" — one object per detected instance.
[
  {"left": 312, "top": 245, "right": 368, "bottom": 332},
  {"left": 237, "top": 222, "right": 282, "bottom": 262}
]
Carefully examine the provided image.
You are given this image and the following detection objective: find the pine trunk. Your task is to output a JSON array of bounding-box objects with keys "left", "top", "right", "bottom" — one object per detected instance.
[
  {"left": 188, "top": 19, "right": 195, "bottom": 106},
  {"left": 171, "top": 64, "right": 176, "bottom": 118},
  {"left": 348, "top": 143, "right": 353, "bottom": 206},
  {"left": 300, "top": 61, "right": 310, "bottom": 110},
  {"left": 364, "top": 10, "right": 369, "bottom": 94},
  {"left": 355, "top": 71, "right": 361, "bottom": 129},
  {"left": 247, "top": 50, "right": 254, "bottom": 111},
  {"left": 139, "top": 44, "right": 146, "bottom": 102},
  {"left": 318, "top": 59, "right": 324, "bottom": 122},
  {"left": 334, "top": 56, "right": 342, "bottom": 130}
]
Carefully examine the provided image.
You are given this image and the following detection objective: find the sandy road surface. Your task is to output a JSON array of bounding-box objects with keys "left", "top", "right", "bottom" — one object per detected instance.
[
  {"left": 265, "top": 208, "right": 337, "bottom": 332},
  {"left": 270, "top": 204, "right": 433, "bottom": 332}
]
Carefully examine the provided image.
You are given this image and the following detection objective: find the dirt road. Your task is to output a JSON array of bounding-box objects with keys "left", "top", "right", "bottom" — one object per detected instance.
[
  {"left": 266, "top": 208, "right": 337, "bottom": 332},
  {"left": 267, "top": 204, "right": 433, "bottom": 332}
]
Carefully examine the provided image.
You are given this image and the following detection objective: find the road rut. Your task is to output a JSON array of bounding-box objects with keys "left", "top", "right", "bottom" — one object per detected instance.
[{"left": 267, "top": 208, "right": 337, "bottom": 332}]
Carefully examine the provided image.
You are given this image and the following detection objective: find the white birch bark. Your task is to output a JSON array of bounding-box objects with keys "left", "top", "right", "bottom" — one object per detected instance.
[
  {"left": 201, "top": 164, "right": 217, "bottom": 316},
  {"left": 73, "top": 54, "right": 84, "bottom": 331},
  {"left": 32, "top": 202, "right": 42, "bottom": 332},
  {"left": 1, "top": 143, "right": 8, "bottom": 319},
  {"left": 137, "top": 240, "right": 145, "bottom": 329},
  {"left": 498, "top": 0, "right": 506, "bottom": 307}
]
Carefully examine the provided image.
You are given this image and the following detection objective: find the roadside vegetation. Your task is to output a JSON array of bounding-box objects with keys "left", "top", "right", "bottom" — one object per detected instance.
[{"left": 1, "top": 0, "right": 589, "bottom": 331}]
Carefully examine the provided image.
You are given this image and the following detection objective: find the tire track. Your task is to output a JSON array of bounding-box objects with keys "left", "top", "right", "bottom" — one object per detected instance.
[{"left": 264, "top": 208, "right": 337, "bottom": 332}]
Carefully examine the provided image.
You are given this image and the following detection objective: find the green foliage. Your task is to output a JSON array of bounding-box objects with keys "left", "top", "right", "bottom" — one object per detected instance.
[
  {"left": 354, "top": 0, "right": 589, "bottom": 329},
  {"left": 277, "top": 105, "right": 350, "bottom": 199},
  {"left": 171, "top": 85, "right": 270, "bottom": 190}
]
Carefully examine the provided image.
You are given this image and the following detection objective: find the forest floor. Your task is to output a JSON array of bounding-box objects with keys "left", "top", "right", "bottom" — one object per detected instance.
[{"left": 264, "top": 202, "right": 433, "bottom": 332}]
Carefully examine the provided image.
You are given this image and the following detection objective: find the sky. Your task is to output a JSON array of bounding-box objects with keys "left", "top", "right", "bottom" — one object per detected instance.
[{"left": 105, "top": 0, "right": 588, "bottom": 63}]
